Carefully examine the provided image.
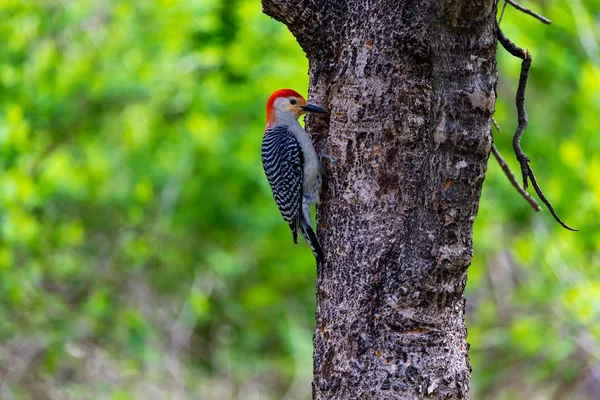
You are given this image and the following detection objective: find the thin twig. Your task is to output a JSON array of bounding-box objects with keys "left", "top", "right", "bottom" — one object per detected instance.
[
  {"left": 491, "top": 143, "right": 541, "bottom": 211},
  {"left": 499, "top": 0, "right": 509, "bottom": 25},
  {"left": 505, "top": 0, "right": 552, "bottom": 25},
  {"left": 496, "top": 29, "right": 530, "bottom": 187},
  {"left": 491, "top": 117, "right": 502, "bottom": 133},
  {"left": 496, "top": 25, "right": 578, "bottom": 231},
  {"left": 528, "top": 168, "right": 577, "bottom": 231},
  {"left": 491, "top": 118, "right": 540, "bottom": 210}
]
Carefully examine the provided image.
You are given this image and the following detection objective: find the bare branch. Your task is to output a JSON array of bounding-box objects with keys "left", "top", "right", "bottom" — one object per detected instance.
[
  {"left": 491, "top": 143, "right": 541, "bottom": 211},
  {"left": 498, "top": 0, "right": 509, "bottom": 24},
  {"left": 505, "top": 0, "right": 552, "bottom": 25},
  {"left": 491, "top": 116, "right": 502, "bottom": 133},
  {"left": 496, "top": 25, "right": 578, "bottom": 231},
  {"left": 490, "top": 118, "right": 539, "bottom": 210},
  {"left": 528, "top": 168, "right": 578, "bottom": 231},
  {"left": 496, "top": 29, "right": 530, "bottom": 187}
]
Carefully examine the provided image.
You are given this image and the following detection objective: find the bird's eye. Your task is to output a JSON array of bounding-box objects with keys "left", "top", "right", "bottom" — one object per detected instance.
[{"left": 289, "top": 99, "right": 297, "bottom": 105}]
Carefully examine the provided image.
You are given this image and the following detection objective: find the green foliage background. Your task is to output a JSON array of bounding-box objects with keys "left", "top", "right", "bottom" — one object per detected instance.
[{"left": 0, "top": 0, "right": 598, "bottom": 398}]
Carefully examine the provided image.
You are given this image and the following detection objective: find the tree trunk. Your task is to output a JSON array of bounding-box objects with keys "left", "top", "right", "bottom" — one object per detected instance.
[{"left": 262, "top": 1, "right": 498, "bottom": 398}]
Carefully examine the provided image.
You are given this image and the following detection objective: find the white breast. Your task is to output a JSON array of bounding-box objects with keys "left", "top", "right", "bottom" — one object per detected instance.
[{"left": 289, "top": 120, "right": 321, "bottom": 201}]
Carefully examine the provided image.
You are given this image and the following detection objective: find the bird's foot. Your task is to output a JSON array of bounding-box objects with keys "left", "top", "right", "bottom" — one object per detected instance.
[
  {"left": 321, "top": 153, "right": 339, "bottom": 164},
  {"left": 320, "top": 140, "right": 339, "bottom": 163}
]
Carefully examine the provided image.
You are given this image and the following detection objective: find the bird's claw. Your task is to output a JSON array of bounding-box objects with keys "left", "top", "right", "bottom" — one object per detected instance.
[
  {"left": 319, "top": 140, "right": 339, "bottom": 163},
  {"left": 321, "top": 153, "right": 339, "bottom": 164}
]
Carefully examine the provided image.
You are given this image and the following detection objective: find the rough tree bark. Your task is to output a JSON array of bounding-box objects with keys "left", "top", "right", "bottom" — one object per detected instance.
[{"left": 262, "top": 1, "right": 497, "bottom": 398}]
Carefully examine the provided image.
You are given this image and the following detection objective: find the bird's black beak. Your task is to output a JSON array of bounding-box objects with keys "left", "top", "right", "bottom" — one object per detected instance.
[{"left": 301, "top": 104, "right": 328, "bottom": 114}]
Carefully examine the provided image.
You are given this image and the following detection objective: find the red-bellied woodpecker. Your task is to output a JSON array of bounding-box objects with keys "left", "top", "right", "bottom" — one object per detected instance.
[{"left": 261, "top": 89, "right": 327, "bottom": 262}]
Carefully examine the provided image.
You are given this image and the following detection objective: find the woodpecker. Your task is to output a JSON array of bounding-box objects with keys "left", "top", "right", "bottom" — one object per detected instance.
[{"left": 261, "top": 88, "right": 327, "bottom": 262}]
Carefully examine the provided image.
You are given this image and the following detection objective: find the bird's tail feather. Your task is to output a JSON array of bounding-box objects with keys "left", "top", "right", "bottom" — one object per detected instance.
[
  {"left": 289, "top": 222, "right": 298, "bottom": 244},
  {"left": 300, "top": 217, "right": 324, "bottom": 263}
]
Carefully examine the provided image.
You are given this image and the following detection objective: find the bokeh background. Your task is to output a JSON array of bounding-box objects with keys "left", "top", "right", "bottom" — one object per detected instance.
[{"left": 0, "top": 0, "right": 598, "bottom": 399}]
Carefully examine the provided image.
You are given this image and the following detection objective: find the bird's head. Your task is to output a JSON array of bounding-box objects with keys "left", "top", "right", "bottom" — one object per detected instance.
[{"left": 266, "top": 88, "right": 327, "bottom": 127}]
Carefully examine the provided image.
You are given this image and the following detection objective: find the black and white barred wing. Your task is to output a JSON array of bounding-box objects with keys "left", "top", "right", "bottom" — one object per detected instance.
[{"left": 261, "top": 127, "right": 304, "bottom": 239}]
